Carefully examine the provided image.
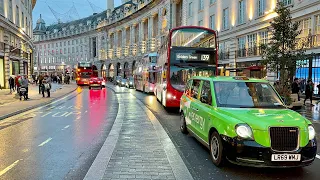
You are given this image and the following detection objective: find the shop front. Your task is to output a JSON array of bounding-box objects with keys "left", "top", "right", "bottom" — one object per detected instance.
[{"left": 225, "top": 61, "right": 266, "bottom": 79}]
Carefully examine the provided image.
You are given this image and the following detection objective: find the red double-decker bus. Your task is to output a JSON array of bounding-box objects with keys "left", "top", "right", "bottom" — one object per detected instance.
[
  {"left": 154, "top": 26, "right": 218, "bottom": 108},
  {"left": 76, "top": 62, "right": 98, "bottom": 85}
]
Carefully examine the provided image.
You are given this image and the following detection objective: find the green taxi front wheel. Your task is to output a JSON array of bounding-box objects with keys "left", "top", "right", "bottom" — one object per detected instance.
[
  {"left": 180, "top": 112, "right": 188, "bottom": 134},
  {"left": 210, "top": 131, "right": 224, "bottom": 166}
]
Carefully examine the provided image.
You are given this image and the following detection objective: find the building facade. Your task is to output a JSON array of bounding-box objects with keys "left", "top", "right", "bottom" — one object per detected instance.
[
  {"left": 0, "top": 0, "right": 36, "bottom": 88},
  {"left": 184, "top": 0, "right": 320, "bottom": 82},
  {"left": 33, "top": 0, "right": 182, "bottom": 79},
  {"left": 33, "top": 0, "right": 320, "bottom": 86},
  {"left": 33, "top": 12, "right": 107, "bottom": 75}
]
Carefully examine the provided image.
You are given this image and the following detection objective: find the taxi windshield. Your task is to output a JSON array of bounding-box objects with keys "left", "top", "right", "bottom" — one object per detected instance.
[{"left": 214, "top": 82, "right": 285, "bottom": 108}]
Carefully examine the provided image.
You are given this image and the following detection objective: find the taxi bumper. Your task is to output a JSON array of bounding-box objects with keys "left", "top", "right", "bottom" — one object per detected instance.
[{"left": 221, "top": 135, "right": 317, "bottom": 168}]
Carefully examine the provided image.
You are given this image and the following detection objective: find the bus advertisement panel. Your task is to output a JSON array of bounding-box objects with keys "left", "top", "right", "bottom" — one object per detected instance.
[
  {"left": 134, "top": 53, "right": 158, "bottom": 93},
  {"left": 76, "top": 62, "right": 97, "bottom": 85},
  {"left": 154, "top": 26, "right": 218, "bottom": 107}
]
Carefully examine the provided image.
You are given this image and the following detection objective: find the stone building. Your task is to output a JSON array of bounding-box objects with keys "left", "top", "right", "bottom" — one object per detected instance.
[{"left": 0, "top": 0, "right": 36, "bottom": 88}]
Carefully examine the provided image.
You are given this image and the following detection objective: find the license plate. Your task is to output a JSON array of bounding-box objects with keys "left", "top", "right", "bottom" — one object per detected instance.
[{"left": 271, "top": 154, "right": 301, "bottom": 161}]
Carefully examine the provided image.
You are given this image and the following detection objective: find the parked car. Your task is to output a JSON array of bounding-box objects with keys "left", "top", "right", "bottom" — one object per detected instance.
[
  {"left": 119, "top": 78, "right": 127, "bottom": 87},
  {"left": 126, "top": 77, "right": 134, "bottom": 88},
  {"left": 114, "top": 76, "right": 122, "bottom": 86},
  {"left": 89, "top": 77, "right": 102, "bottom": 89}
]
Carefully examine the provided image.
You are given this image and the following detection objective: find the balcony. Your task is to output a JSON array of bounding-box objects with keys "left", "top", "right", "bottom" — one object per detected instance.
[
  {"left": 296, "top": 34, "right": 320, "bottom": 49},
  {"left": 140, "top": 41, "right": 146, "bottom": 54},
  {"left": 236, "top": 46, "right": 262, "bottom": 58},
  {"left": 131, "top": 43, "right": 137, "bottom": 56},
  {"left": 219, "top": 51, "right": 230, "bottom": 60},
  {"left": 148, "top": 38, "right": 156, "bottom": 52}
]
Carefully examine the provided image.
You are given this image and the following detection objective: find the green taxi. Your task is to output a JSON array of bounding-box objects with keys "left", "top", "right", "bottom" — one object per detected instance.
[{"left": 180, "top": 76, "right": 317, "bottom": 167}]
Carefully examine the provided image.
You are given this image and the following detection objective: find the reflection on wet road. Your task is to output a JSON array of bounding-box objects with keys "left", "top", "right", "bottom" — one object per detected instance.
[
  {"left": 130, "top": 89, "right": 320, "bottom": 180},
  {"left": 0, "top": 87, "right": 118, "bottom": 180}
]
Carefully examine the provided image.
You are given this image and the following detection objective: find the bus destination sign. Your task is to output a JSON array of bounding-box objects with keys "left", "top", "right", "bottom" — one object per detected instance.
[{"left": 176, "top": 53, "right": 210, "bottom": 61}]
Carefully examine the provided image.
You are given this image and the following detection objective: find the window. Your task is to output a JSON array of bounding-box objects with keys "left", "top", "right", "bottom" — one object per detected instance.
[
  {"left": 185, "top": 80, "right": 193, "bottom": 96},
  {"left": 258, "top": 31, "right": 268, "bottom": 45},
  {"left": 282, "top": 0, "right": 292, "bottom": 6},
  {"left": 188, "top": 2, "right": 193, "bottom": 17},
  {"left": 200, "top": 81, "right": 212, "bottom": 105},
  {"left": 247, "top": 33, "right": 257, "bottom": 48},
  {"left": 298, "top": 18, "right": 311, "bottom": 37},
  {"left": 0, "top": 0, "right": 4, "bottom": 15},
  {"left": 198, "top": 20, "right": 203, "bottom": 26},
  {"left": 238, "top": 0, "right": 245, "bottom": 24},
  {"left": 68, "top": 41, "right": 70, "bottom": 45},
  {"left": 8, "top": 0, "right": 13, "bottom": 21},
  {"left": 21, "top": 12, "right": 24, "bottom": 28},
  {"left": 258, "top": 0, "right": 265, "bottom": 16},
  {"left": 238, "top": 36, "right": 246, "bottom": 49},
  {"left": 223, "top": 8, "right": 229, "bottom": 30},
  {"left": 210, "top": 0, "right": 216, "bottom": 4},
  {"left": 16, "top": 6, "right": 20, "bottom": 26},
  {"left": 64, "top": 41, "right": 66, "bottom": 46},
  {"left": 191, "top": 79, "right": 201, "bottom": 99},
  {"left": 316, "top": 15, "right": 320, "bottom": 34},
  {"left": 210, "top": 15, "right": 215, "bottom": 30},
  {"left": 199, "top": 0, "right": 204, "bottom": 11}
]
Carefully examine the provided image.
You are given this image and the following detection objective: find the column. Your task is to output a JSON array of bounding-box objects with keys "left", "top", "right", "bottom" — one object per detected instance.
[
  {"left": 131, "top": 24, "right": 135, "bottom": 44},
  {"left": 149, "top": 16, "right": 154, "bottom": 38},
  {"left": 140, "top": 20, "right": 144, "bottom": 41},
  {"left": 181, "top": 0, "right": 187, "bottom": 26},
  {"left": 4, "top": 43, "right": 10, "bottom": 88},
  {"left": 171, "top": 2, "right": 176, "bottom": 28},
  {"left": 20, "top": 49, "right": 24, "bottom": 75}
]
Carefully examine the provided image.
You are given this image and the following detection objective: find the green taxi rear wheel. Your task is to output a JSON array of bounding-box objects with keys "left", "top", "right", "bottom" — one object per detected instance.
[
  {"left": 180, "top": 113, "right": 188, "bottom": 134},
  {"left": 210, "top": 131, "right": 224, "bottom": 167}
]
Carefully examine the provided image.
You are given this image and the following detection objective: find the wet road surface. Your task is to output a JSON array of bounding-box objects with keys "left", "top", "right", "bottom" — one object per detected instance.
[
  {"left": 0, "top": 87, "right": 118, "bottom": 180},
  {"left": 129, "top": 88, "right": 320, "bottom": 180}
]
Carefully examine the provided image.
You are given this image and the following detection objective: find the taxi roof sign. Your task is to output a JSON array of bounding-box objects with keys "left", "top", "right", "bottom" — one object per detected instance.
[{"left": 233, "top": 76, "right": 249, "bottom": 80}]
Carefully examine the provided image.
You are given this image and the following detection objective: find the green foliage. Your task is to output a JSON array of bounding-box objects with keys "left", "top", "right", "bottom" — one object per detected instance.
[{"left": 261, "top": 2, "right": 306, "bottom": 86}]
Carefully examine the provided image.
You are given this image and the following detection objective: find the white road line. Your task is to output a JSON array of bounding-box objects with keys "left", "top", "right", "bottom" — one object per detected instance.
[
  {"left": 38, "top": 138, "right": 52, "bottom": 147},
  {"left": 316, "top": 154, "right": 320, "bottom": 160},
  {"left": 0, "top": 159, "right": 22, "bottom": 177},
  {"left": 61, "top": 125, "right": 70, "bottom": 130}
]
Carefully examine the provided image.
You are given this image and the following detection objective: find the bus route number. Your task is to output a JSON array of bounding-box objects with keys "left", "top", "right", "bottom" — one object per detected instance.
[{"left": 201, "top": 55, "right": 210, "bottom": 61}]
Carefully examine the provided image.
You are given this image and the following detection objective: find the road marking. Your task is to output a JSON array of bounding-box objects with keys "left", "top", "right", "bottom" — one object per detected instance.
[
  {"left": 38, "top": 138, "right": 52, "bottom": 147},
  {"left": 62, "top": 125, "right": 70, "bottom": 130},
  {"left": 0, "top": 159, "right": 22, "bottom": 177},
  {"left": 316, "top": 154, "right": 320, "bottom": 160}
]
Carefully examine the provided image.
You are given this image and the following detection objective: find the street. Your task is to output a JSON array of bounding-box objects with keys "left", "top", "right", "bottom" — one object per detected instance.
[
  {"left": 0, "top": 85, "right": 320, "bottom": 180},
  {"left": 0, "top": 87, "right": 118, "bottom": 180}
]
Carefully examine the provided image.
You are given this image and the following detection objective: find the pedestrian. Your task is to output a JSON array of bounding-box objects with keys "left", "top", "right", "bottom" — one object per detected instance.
[
  {"left": 291, "top": 78, "right": 300, "bottom": 101},
  {"left": 317, "top": 84, "right": 320, "bottom": 96},
  {"left": 21, "top": 75, "right": 29, "bottom": 99},
  {"left": 9, "top": 76, "right": 15, "bottom": 93},
  {"left": 41, "top": 80, "right": 46, "bottom": 97},
  {"left": 304, "top": 80, "right": 314, "bottom": 106},
  {"left": 45, "top": 80, "right": 51, "bottom": 98},
  {"left": 38, "top": 74, "right": 44, "bottom": 94}
]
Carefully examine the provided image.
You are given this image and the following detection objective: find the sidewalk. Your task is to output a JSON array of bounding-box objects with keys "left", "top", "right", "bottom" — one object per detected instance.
[
  {"left": 85, "top": 84, "right": 193, "bottom": 180},
  {"left": 0, "top": 82, "right": 78, "bottom": 120}
]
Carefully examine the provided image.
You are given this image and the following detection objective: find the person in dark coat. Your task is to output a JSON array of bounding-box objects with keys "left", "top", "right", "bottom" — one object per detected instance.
[
  {"left": 304, "top": 80, "right": 314, "bottom": 106},
  {"left": 9, "top": 76, "right": 15, "bottom": 93},
  {"left": 291, "top": 78, "right": 300, "bottom": 101}
]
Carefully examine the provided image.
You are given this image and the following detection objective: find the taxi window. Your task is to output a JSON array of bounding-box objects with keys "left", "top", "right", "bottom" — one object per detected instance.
[
  {"left": 191, "top": 79, "right": 201, "bottom": 99},
  {"left": 200, "top": 81, "right": 212, "bottom": 105},
  {"left": 185, "top": 79, "right": 193, "bottom": 96}
]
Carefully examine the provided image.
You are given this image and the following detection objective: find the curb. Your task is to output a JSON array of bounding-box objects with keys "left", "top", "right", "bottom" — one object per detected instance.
[
  {"left": 84, "top": 86, "right": 193, "bottom": 180},
  {"left": 84, "top": 90, "right": 123, "bottom": 180},
  {"left": 0, "top": 87, "right": 78, "bottom": 121}
]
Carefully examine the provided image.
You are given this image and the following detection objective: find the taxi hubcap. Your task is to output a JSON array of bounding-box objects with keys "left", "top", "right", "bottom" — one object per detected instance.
[{"left": 211, "top": 137, "right": 219, "bottom": 160}]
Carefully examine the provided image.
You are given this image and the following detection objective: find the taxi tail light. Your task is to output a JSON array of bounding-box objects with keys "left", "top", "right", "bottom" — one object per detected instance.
[
  {"left": 89, "top": 81, "right": 93, "bottom": 83},
  {"left": 98, "top": 81, "right": 101, "bottom": 83}
]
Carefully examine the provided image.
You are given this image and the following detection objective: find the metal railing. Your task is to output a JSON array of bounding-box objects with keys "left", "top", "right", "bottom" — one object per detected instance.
[
  {"left": 236, "top": 46, "right": 263, "bottom": 58},
  {"left": 219, "top": 51, "right": 230, "bottom": 60}
]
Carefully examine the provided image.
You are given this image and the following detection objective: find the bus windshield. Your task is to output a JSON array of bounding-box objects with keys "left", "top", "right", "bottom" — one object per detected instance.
[
  {"left": 80, "top": 72, "right": 92, "bottom": 78},
  {"left": 171, "top": 28, "right": 216, "bottom": 48},
  {"left": 170, "top": 66, "right": 216, "bottom": 92}
]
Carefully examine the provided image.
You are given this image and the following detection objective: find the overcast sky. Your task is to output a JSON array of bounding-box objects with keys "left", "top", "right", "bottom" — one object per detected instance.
[{"left": 33, "top": 0, "right": 122, "bottom": 26}]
